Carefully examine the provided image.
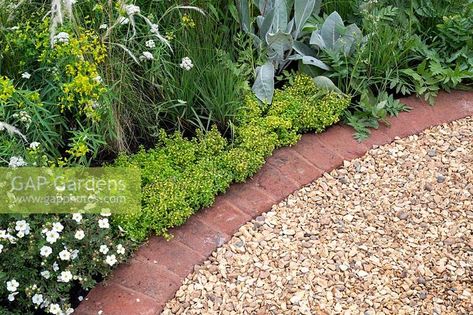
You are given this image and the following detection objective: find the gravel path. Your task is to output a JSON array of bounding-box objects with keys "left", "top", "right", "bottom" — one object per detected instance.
[{"left": 163, "top": 117, "right": 473, "bottom": 315}]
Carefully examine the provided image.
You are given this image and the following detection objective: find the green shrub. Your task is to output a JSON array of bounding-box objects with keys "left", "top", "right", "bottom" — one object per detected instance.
[
  {"left": 0, "top": 213, "right": 133, "bottom": 315},
  {"left": 114, "top": 74, "right": 350, "bottom": 241},
  {"left": 269, "top": 75, "right": 350, "bottom": 133}
]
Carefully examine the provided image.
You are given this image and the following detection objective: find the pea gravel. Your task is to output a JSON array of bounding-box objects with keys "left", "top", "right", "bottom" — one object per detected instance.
[{"left": 163, "top": 117, "right": 473, "bottom": 315}]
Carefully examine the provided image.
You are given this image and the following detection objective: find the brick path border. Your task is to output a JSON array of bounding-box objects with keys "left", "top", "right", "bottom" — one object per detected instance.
[{"left": 76, "top": 91, "right": 473, "bottom": 315}]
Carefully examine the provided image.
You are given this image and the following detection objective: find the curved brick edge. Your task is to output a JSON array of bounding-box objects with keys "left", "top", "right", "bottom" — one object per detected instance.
[{"left": 75, "top": 91, "right": 473, "bottom": 315}]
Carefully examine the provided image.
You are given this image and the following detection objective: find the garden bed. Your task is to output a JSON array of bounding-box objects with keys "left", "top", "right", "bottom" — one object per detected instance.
[{"left": 0, "top": 1, "right": 472, "bottom": 314}]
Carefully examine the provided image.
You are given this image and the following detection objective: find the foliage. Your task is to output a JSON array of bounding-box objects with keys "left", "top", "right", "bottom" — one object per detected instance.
[
  {"left": 237, "top": 0, "right": 341, "bottom": 103},
  {"left": 345, "top": 91, "right": 408, "bottom": 140},
  {"left": 235, "top": 0, "right": 473, "bottom": 140},
  {"left": 1, "top": 0, "right": 247, "bottom": 158},
  {"left": 0, "top": 213, "right": 134, "bottom": 314},
  {"left": 268, "top": 74, "right": 350, "bottom": 133},
  {"left": 114, "top": 74, "right": 350, "bottom": 240},
  {"left": 77, "top": 0, "right": 247, "bottom": 150},
  {"left": 0, "top": 18, "right": 112, "bottom": 166}
]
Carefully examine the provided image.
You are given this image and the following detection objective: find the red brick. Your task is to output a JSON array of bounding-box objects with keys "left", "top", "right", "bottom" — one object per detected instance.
[
  {"left": 170, "top": 216, "right": 229, "bottom": 257},
  {"left": 267, "top": 147, "right": 323, "bottom": 186},
  {"left": 109, "top": 258, "right": 181, "bottom": 303},
  {"left": 249, "top": 163, "right": 300, "bottom": 201},
  {"left": 391, "top": 98, "right": 441, "bottom": 135},
  {"left": 293, "top": 134, "right": 345, "bottom": 172},
  {"left": 193, "top": 197, "right": 252, "bottom": 236},
  {"left": 381, "top": 110, "right": 420, "bottom": 139},
  {"left": 136, "top": 236, "right": 204, "bottom": 278},
  {"left": 224, "top": 183, "right": 278, "bottom": 217},
  {"left": 317, "top": 125, "right": 370, "bottom": 160},
  {"left": 429, "top": 91, "right": 473, "bottom": 123},
  {"left": 75, "top": 283, "right": 160, "bottom": 315},
  {"left": 361, "top": 127, "right": 392, "bottom": 148}
]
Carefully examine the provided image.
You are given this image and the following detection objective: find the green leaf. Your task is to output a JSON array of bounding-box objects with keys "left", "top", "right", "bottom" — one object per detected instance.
[
  {"left": 252, "top": 61, "right": 275, "bottom": 104},
  {"left": 292, "top": 41, "right": 316, "bottom": 57},
  {"left": 237, "top": 0, "right": 251, "bottom": 33},
  {"left": 259, "top": 8, "right": 275, "bottom": 39},
  {"left": 294, "top": 0, "right": 316, "bottom": 38},
  {"left": 273, "top": 0, "right": 289, "bottom": 31},
  {"left": 266, "top": 31, "right": 293, "bottom": 61},
  {"left": 312, "top": 76, "right": 342, "bottom": 93},
  {"left": 302, "top": 56, "right": 330, "bottom": 70},
  {"left": 321, "top": 11, "right": 344, "bottom": 50},
  {"left": 309, "top": 31, "right": 325, "bottom": 49}
]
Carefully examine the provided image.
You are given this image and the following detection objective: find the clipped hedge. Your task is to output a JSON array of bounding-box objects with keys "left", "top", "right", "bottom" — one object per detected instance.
[{"left": 114, "top": 75, "right": 351, "bottom": 241}]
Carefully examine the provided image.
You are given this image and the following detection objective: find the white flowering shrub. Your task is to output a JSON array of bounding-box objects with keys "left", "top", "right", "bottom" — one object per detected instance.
[{"left": 0, "top": 213, "right": 133, "bottom": 314}]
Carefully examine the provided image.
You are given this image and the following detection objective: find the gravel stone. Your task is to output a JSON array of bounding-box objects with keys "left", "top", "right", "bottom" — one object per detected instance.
[
  {"left": 436, "top": 175, "right": 446, "bottom": 183},
  {"left": 163, "top": 118, "right": 473, "bottom": 315}
]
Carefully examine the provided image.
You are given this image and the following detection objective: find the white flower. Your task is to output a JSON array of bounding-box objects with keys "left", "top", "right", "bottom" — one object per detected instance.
[
  {"left": 0, "top": 244, "right": 3, "bottom": 253},
  {"left": 40, "top": 246, "right": 53, "bottom": 257},
  {"left": 72, "top": 213, "right": 82, "bottom": 223},
  {"left": 21, "top": 72, "right": 31, "bottom": 79},
  {"left": 15, "top": 220, "right": 30, "bottom": 235},
  {"left": 75, "top": 230, "right": 85, "bottom": 240},
  {"left": 0, "top": 230, "right": 15, "bottom": 243},
  {"left": 100, "top": 209, "right": 111, "bottom": 217},
  {"left": 7, "top": 234, "right": 16, "bottom": 244},
  {"left": 53, "top": 32, "right": 70, "bottom": 44},
  {"left": 29, "top": 141, "right": 40, "bottom": 149},
  {"left": 179, "top": 57, "right": 194, "bottom": 71},
  {"left": 58, "top": 270, "right": 73, "bottom": 283},
  {"left": 8, "top": 292, "right": 17, "bottom": 301},
  {"left": 150, "top": 24, "right": 159, "bottom": 34},
  {"left": 9, "top": 156, "right": 27, "bottom": 168},
  {"left": 52, "top": 261, "right": 59, "bottom": 271},
  {"left": 65, "top": 308, "right": 74, "bottom": 315},
  {"left": 6, "top": 279, "right": 19, "bottom": 292},
  {"left": 95, "top": 75, "right": 103, "bottom": 83},
  {"left": 105, "top": 254, "right": 117, "bottom": 266},
  {"left": 99, "top": 24, "right": 108, "bottom": 30},
  {"left": 49, "top": 303, "right": 62, "bottom": 314},
  {"left": 71, "top": 249, "right": 79, "bottom": 260},
  {"left": 59, "top": 249, "right": 71, "bottom": 261},
  {"left": 145, "top": 40, "right": 156, "bottom": 48},
  {"left": 99, "top": 245, "right": 109, "bottom": 254},
  {"left": 123, "top": 4, "right": 140, "bottom": 15},
  {"left": 78, "top": 296, "right": 84, "bottom": 302},
  {"left": 141, "top": 51, "right": 154, "bottom": 61},
  {"left": 98, "top": 218, "right": 109, "bottom": 229},
  {"left": 45, "top": 230, "right": 60, "bottom": 244},
  {"left": 52, "top": 222, "right": 64, "bottom": 233},
  {"left": 116, "top": 244, "right": 125, "bottom": 255},
  {"left": 32, "top": 293, "right": 43, "bottom": 305},
  {"left": 41, "top": 270, "right": 51, "bottom": 279},
  {"left": 117, "top": 16, "right": 129, "bottom": 25}
]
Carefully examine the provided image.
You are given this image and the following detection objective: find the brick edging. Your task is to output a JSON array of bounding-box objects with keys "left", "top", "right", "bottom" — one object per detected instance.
[{"left": 75, "top": 91, "right": 473, "bottom": 315}]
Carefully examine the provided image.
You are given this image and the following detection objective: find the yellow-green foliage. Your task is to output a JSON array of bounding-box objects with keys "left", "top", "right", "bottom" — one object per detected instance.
[
  {"left": 1, "top": 18, "right": 110, "bottom": 165},
  {"left": 269, "top": 74, "right": 351, "bottom": 133},
  {"left": 39, "top": 28, "right": 107, "bottom": 122},
  {"left": 114, "top": 127, "right": 233, "bottom": 239},
  {"left": 0, "top": 76, "right": 15, "bottom": 102},
  {"left": 115, "top": 76, "right": 351, "bottom": 241}
]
